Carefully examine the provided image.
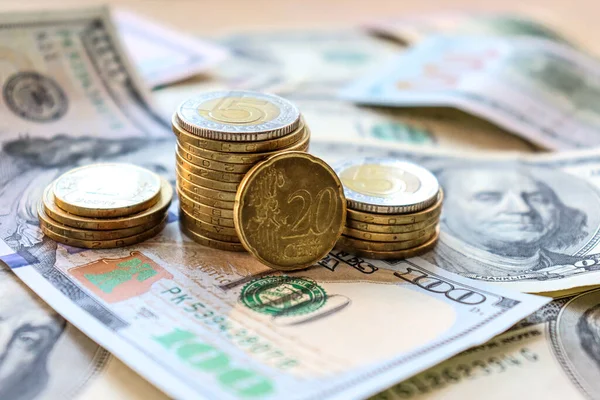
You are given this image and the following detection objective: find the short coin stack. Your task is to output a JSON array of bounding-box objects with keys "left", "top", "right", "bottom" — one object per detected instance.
[
  {"left": 333, "top": 158, "right": 442, "bottom": 260},
  {"left": 172, "top": 90, "right": 310, "bottom": 252},
  {"left": 38, "top": 163, "right": 172, "bottom": 249}
]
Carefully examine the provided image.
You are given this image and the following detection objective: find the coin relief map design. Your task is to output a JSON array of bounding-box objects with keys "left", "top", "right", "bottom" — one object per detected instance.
[{"left": 235, "top": 153, "right": 346, "bottom": 270}]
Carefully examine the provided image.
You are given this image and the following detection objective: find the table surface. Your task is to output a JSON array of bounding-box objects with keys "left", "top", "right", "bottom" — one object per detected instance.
[{"left": 0, "top": 0, "right": 597, "bottom": 52}]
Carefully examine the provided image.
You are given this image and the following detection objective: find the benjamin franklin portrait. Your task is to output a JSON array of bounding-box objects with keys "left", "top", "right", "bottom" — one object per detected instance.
[{"left": 430, "top": 164, "right": 600, "bottom": 280}]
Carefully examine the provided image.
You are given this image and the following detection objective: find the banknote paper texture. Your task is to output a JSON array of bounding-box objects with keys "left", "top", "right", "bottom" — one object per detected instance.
[
  {"left": 341, "top": 36, "right": 600, "bottom": 150},
  {"left": 374, "top": 288, "right": 600, "bottom": 400}
]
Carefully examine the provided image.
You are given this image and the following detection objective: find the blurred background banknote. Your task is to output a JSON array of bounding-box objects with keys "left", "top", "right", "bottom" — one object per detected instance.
[
  {"left": 1, "top": 3, "right": 600, "bottom": 400},
  {"left": 363, "top": 11, "right": 573, "bottom": 46},
  {"left": 340, "top": 36, "right": 600, "bottom": 151},
  {"left": 114, "top": 10, "right": 227, "bottom": 88}
]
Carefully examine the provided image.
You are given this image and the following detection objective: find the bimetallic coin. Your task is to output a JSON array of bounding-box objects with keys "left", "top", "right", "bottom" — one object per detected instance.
[
  {"left": 43, "top": 178, "right": 173, "bottom": 230},
  {"left": 180, "top": 200, "right": 235, "bottom": 228},
  {"left": 335, "top": 230, "right": 440, "bottom": 260},
  {"left": 346, "top": 212, "right": 441, "bottom": 234},
  {"left": 176, "top": 127, "right": 310, "bottom": 164},
  {"left": 180, "top": 223, "right": 245, "bottom": 252},
  {"left": 38, "top": 203, "right": 166, "bottom": 241},
  {"left": 40, "top": 218, "right": 167, "bottom": 249},
  {"left": 177, "top": 184, "right": 234, "bottom": 209},
  {"left": 340, "top": 225, "right": 438, "bottom": 251},
  {"left": 177, "top": 170, "right": 237, "bottom": 201},
  {"left": 175, "top": 91, "right": 301, "bottom": 141},
  {"left": 335, "top": 158, "right": 440, "bottom": 214},
  {"left": 235, "top": 151, "right": 346, "bottom": 271},
  {"left": 347, "top": 190, "right": 444, "bottom": 224},
  {"left": 178, "top": 189, "right": 234, "bottom": 218},
  {"left": 180, "top": 208, "right": 240, "bottom": 242},
  {"left": 343, "top": 221, "right": 438, "bottom": 242},
  {"left": 173, "top": 115, "right": 306, "bottom": 153},
  {"left": 175, "top": 150, "right": 246, "bottom": 183},
  {"left": 53, "top": 163, "right": 161, "bottom": 218},
  {"left": 176, "top": 161, "right": 239, "bottom": 192}
]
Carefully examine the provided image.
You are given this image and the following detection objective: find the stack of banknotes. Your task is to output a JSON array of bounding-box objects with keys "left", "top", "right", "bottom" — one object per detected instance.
[{"left": 1, "top": 5, "right": 600, "bottom": 400}]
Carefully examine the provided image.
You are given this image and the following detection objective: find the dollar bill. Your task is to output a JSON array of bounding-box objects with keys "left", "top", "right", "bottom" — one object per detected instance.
[
  {"left": 0, "top": 7, "right": 170, "bottom": 142},
  {"left": 311, "top": 141, "right": 600, "bottom": 292},
  {"left": 364, "top": 11, "right": 573, "bottom": 46},
  {"left": 373, "top": 288, "right": 600, "bottom": 400},
  {"left": 114, "top": 10, "right": 228, "bottom": 88},
  {"left": 0, "top": 219, "right": 547, "bottom": 400},
  {"left": 340, "top": 36, "right": 600, "bottom": 150},
  {"left": 295, "top": 100, "right": 535, "bottom": 150},
  {"left": 0, "top": 263, "right": 167, "bottom": 400}
]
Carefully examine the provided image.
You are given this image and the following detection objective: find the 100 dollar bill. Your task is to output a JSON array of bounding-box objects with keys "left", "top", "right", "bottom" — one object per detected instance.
[
  {"left": 0, "top": 225, "right": 546, "bottom": 400},
  {"left": 311, "top": 141, "right": 600, "bottom": 293},
  {"left": 375, "top": 288, "right": 600, "bottom": 400},
  {"left": 340, "top": 36, "right": 600, "bottom": 150}
]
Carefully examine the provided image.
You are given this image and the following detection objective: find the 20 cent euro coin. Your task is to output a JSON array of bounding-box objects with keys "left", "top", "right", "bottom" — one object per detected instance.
[
  {"left": 234, "top": 152, "right": 346, "bottom": 271},
  {"left": 334, "top": 157, "right": 440, "bottom": 214}
]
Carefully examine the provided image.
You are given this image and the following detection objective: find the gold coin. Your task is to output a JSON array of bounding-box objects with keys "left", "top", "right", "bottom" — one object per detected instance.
[
  {"left": 40, "top": 217, "right": 167, "bottom": 249},
  {"left": 173, "top": 115, "right": 306, "bottom": 154},
  {"left": 53, "top": 163, "right": 161, "bottom": 218},
  {"left": 175, "top": 127, "right": 310, "bottom": 164},
  {"left": 38, "top": 202, "right": 167, "bottom": 241},
  {"left": 179, "top": 208, "right": 240, "bottom": 242},
  {"left": 179, "top": 197, "right": 235, "bottom": 228},
  {"left": 178, "top": 188, "right": 234, "bottom": 217},
  {"left": 43, "top": 178, "right": 173, "bottom": 230},
  {"left": 177, "top": 184, "right": 234, "bottom": 209},
  {"left": 176, "top": 143, "right": 254, "bottom": 174},
  {"left": 346, "top": 191, "right": 444, "bottom": 225},
  {"left": 345, "top": 211, "right": 441, "bottom": 233},
  {"left": 337, "top": 227, "right": 438, "bottom": 252},
  {"left": 335, "top": 229, "right": 440, "bottom": 260},
  {"left": 180, "top": 222, "right": 245, "bottom": 252},
  {"left": 235, "top": 151, "right": 346, "bottom": 271},
  {"left": 343, "top": 221, "right": 438, "bottom": 242},
  {"left": 175, "top": 150, "right": 246, "bottom": 183},
  {"left": 176, "top": 162, "right": 239, "bottom": 192},
  {"left": 176, "top": 170, "right": 237, "bottom": 201},
  {"left": 175, "top": 91, "right": 301, "bottom": 141}
]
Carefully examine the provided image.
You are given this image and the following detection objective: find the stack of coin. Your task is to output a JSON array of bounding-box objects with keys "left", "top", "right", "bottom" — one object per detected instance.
[
  {"left": 172, "top": 90, "right": 310, "bottom": 252},
  {"left": 38, "top": 163, "right": 172, "bottom": 249},
  {"left": 333, "top": 158, "right": 442, "bottom": 260}
]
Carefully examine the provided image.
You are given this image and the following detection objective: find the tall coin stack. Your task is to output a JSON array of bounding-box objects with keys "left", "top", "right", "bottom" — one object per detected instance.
[
  {"left": 172, "top": 90, "right": 309, "bottom": 252},
  {"left": 38, "top": 164, "right": 173, "bottom": 249},
  {"left": 333, "top": 158, "right": 442, "bottom": 260}
]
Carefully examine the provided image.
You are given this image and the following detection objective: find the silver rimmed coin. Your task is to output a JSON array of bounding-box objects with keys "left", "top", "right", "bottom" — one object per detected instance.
[
  {"left": 53, "top": 163, "right": 162, "bottom": 218},
  {"left": 175, "top": 90, "right": 301, "bottom": 141},
  {"left": 334, "top": 158, "right": 440, "bottom": 214}
]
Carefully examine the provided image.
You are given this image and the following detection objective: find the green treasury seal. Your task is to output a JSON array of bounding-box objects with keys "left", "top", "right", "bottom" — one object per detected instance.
[{"left": 240, "top": 276, "right": 327, "bottom": 316}]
